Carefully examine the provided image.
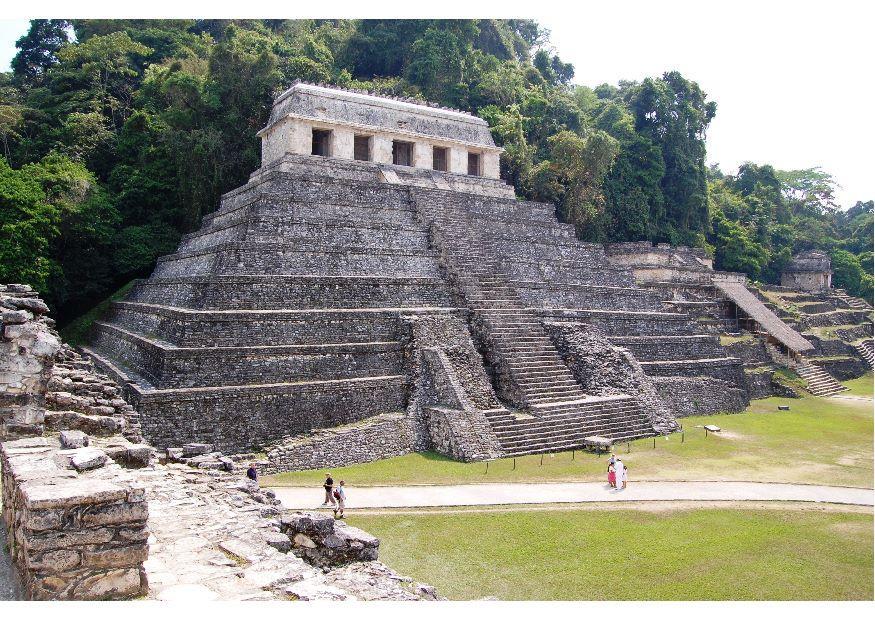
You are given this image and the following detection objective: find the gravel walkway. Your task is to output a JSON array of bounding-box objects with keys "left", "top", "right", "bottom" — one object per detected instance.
[{"left": 270, "top": 481, "right": 874, "bottom": 510}]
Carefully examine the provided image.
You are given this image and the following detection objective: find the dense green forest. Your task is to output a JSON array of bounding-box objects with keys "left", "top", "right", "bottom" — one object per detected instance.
[{"left": 0, "top": 19, "right": 871, "bottom": 324}]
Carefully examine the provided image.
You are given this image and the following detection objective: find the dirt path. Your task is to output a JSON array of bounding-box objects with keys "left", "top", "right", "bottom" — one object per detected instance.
[{"left": 270, "top": 480, "right": 874, "bottom": 510}]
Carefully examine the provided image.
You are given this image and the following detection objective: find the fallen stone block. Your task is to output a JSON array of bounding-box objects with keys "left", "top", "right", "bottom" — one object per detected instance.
[
  {"left": 70, "top": 447, "right": 108, "bottom": 471},
  {"left": 6, "top": 296, "right": 50, "bottom": 314},
  {"left": 280, "top": 512, "right": 335, "bottom": 537},
  {"left": 60, "top": 430, "right": 89, "bottom": 449},
  {"left": 183, "top": 443, "right": 213, "bottom": 457}
]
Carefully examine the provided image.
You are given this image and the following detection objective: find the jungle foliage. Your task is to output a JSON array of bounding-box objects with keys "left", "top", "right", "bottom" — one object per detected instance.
[{"left": 0, "top": 19, "right": 871, "bottom": 321}]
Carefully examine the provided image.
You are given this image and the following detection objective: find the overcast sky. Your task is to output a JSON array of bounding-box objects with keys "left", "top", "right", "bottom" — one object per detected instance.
[{"left": 0, "top": 1, "right": 872, "bottom": 208}]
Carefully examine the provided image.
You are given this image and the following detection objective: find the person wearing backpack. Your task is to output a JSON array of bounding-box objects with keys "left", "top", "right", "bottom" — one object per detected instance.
[{"left": 333, "top": 480, "right": 346, "bottom": 519}]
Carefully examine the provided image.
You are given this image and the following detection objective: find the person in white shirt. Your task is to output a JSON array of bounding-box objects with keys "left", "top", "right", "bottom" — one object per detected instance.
[{"left": 333, "top": 480, "right": 346, "bottom": 518}]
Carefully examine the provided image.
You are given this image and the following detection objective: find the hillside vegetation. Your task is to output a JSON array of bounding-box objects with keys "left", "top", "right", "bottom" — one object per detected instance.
[{"left": 0, "top": 19, "right": 871, "bottom": 324}]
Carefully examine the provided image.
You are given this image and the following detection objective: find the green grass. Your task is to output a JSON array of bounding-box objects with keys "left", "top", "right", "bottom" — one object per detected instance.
[
  {"left": 720, "top": 334, "right": 754, "bottom": 345},
  {"left": 60, "top": 280, "right": 135, "bottom": 346},
  {"left": 350, "top": 507, "right": 873, "bottom": 600},
  {"left": 264, "top": 391, "right": 873, "bottom": 488},
  {"left": 844, "top": 372, "right": 874, "bottom": 398}
]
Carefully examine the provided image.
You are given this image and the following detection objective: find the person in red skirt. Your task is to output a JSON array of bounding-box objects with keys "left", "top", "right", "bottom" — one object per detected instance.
[{"left": 607, "top": 462, "right": 616, "bottom": 488}]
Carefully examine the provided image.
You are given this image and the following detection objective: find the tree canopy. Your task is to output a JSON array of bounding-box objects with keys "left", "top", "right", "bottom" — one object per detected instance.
[{"left": 0, "top": 19, "right": 871, "bottom": 322}]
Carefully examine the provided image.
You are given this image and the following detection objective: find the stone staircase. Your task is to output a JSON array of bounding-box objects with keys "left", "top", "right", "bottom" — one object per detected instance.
[
  {"left": 482, "top": 396, "right": 650, "bottom": 457},
  {"left": 833, "top": 289, "right": 873, "bottom": 311},
  {"left": 855, "top": 339, "right": 874, "bottom": 368},
  {"left": 796, "top": 360, "right": 848, "bottom": 397},
  {"left": 414, "top": 198, "right": 655, "bottom": 454},
  {"left": 764, "top": 341, "right": 847, "bottom": 396}
]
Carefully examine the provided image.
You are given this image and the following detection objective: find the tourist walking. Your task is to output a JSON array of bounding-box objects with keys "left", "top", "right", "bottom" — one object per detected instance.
[
  {"left": 246, "top": 462, "right": 258, "bottom": 483},
  {"left": 620, "top": 464, "right": 628, "bottom": 490},
  {"left": 322, "top": 473, "right": 336, "bottom": 507},
  {"left": 333, "top": 480, "right": 346, "bottom": 519},
  {"left": 607, "top": 463, "right": 616, "bottom": 488}
]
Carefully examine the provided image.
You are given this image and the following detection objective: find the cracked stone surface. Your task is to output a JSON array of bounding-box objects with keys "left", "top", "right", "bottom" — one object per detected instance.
[{"left": 119, "top": 461, "right": 439, "bottom": 601}]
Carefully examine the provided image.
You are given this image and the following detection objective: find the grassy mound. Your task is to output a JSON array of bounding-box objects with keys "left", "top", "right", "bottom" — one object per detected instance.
[{"left": 59, "top": 280, "right": 136, "bottom": 347}]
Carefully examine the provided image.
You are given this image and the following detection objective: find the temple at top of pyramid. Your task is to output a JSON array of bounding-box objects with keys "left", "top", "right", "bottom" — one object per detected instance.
[{"left": 84, "top": 83, "right": 770, "bottom": 469}]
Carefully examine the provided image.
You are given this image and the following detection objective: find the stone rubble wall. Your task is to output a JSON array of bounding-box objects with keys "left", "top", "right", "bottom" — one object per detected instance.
[
  {"left": 46, "top": 344, "right": 142, "bottom": 441},
  {"left": 652, "top": 376, "right": 750, "bottom": 417},
  {"left": 0, "top": 285, "right": 61, "bottom": 439},
  {"left": 401, "top": 314, "right": 503, "bottom": 461},
  {"left": 280, "top": 512, "right": 379, "bottom": 568},
  {"left": 543, "top": 321, "right": 678, "bottom": 433},
  {"left": 262, "top": 413, "right": 415, "bottom": 474},
  {"left": 1, "top": 437, "right": 149, "bottom": 600}
]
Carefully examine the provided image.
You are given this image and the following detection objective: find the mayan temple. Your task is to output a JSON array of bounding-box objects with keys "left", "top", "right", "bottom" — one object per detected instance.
[{"left": 84, "top": 82, "right": 757, "bottom": 465}]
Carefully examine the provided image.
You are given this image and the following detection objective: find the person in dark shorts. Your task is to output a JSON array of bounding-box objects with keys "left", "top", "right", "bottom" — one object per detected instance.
[{"left": 322, "top": 473, "right": 336, "bottom": 507}]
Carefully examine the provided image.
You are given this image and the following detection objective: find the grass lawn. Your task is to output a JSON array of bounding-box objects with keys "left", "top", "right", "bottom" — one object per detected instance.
[
  {"left": 350, "top": 506, "right": 873, "bottom": 600},
  {"left": 265, "top": 387, "right": 873, "bottom": 489},
  {"left": 844, "top": 372, "right": 874, "bottom": 398}
]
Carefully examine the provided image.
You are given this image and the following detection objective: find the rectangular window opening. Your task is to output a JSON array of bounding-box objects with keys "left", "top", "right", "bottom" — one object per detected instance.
[
  {"left": 433, "top": 146, "right": 448, "bottom": 172},
  {"left": 467, "top": 152, "right": 482, "bottom": 176},
  {"left": 393, "top": 140, "right": 413, "bottom": 167},
  {"left": 354, "top": 134, "right": 372, "bottom": 161},
  {"left": 312, "top": 129, "right": 332, "bottom": 157}
]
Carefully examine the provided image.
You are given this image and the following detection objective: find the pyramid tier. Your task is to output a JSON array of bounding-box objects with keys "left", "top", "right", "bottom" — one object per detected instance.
[
  {"left": 105, "top": 302, "right": 457, "bottom": 347},
  {"left": 127, "top": 275, "right": 457, "bottom": 311}
]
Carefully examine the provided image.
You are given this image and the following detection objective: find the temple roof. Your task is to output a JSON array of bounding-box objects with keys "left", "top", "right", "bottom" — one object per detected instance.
[
  {"left": 784, "top": 250, "right": 832, "bottom": 273},
  {"left": 260, "top": 82, "right": 497, "bottom": 148}
]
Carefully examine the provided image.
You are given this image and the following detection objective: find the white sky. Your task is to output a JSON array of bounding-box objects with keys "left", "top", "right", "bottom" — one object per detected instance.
[{"left": 1, "top": 0, "right": 873, "bottom": 208}]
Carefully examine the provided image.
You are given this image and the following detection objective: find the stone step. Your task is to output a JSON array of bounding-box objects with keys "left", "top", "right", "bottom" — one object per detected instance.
[{"left": 152, "top": 241, "right": 443, "bottom": 279}]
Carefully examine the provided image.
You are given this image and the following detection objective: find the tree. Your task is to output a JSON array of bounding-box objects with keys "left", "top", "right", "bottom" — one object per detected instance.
[
  {"left": 536, "top": 129, "right": 619, "bottom": 240},
  {"left": 626, "top": 72, "right": 716, "bottom": 243},
  {"left": 832, "top": 249, "right": 873, "bottom": 301},
  {"left": 11, "top": 20, "right": 70, "bottom": 89},
  {"left": 0, "top": 156, "right": 59, "bottom": 290}
]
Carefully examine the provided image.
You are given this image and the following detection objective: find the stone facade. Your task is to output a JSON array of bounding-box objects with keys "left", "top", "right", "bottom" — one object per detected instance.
[
  {"left": 781, "top": 250, "right": 832, "bottom": 293},
  {"left": 259, "top": 82, "right": 501, "bottom": 180},
  {"left": 604, "top": 242, "right": 714, "bottom": 284},
  {"left": 1, "top": 436, "right": 149, "bottom": 600}
]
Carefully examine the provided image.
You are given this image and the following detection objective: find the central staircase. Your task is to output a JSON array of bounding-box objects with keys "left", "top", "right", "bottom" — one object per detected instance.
[{"left": 414, "top": 197, "right": 654, "bottom": 454}]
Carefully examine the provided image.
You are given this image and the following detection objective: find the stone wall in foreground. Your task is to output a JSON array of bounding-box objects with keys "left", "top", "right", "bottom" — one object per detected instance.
[
  {"left": 0, "top": 284, "right": 61, "bottom": 439},
  {"left": 1, "top": 437, "right": 149, "bottom": 600}
]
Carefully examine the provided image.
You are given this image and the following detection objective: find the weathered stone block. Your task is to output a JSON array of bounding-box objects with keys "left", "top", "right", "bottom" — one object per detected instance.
[
  {"left": 60, "top": 430, "right": 89, "bottom": 449},
  {"left": 82, "top": 501, "right": 148, "bottom": 527},
  {"left": 69, "top": 447, "right": 108, "bottom": 471},
  {"left": 81, "top": 545, "right": 149, "bottom": 569},
  {"left": 183, "top": 443, "right": 213, "bottom": 457}
]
